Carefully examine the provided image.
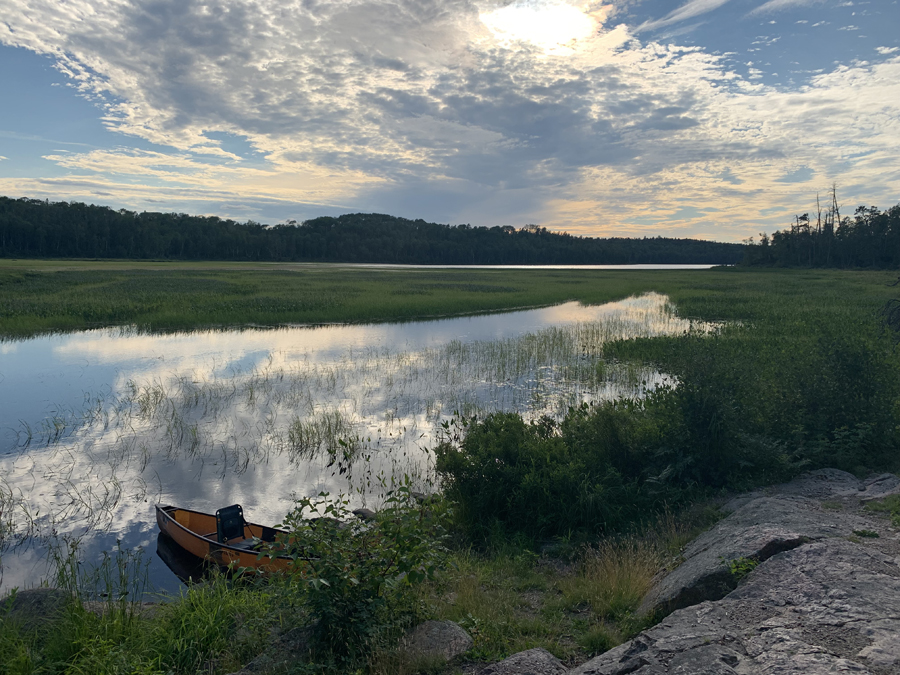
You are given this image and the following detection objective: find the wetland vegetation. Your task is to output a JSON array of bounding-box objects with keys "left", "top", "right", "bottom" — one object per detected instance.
[
  {"left": 1, "top": 262, "right": 711, "bottom": 338},
  {"left": 2, "top": 264, "right": 900, "bottom": 674}
]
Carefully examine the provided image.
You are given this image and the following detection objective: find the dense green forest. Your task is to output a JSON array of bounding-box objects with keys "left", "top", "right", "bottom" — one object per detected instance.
[
  {"left": 0, "top": 196, "right": 744, "bottom": 264},
  {"left": 743, "top": 192, "right": 900, "bottom": 268}
]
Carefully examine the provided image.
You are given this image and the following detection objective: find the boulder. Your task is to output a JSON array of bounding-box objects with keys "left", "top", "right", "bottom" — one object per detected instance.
[
  {"left": 403, "top": 619, "right": 473, "bottom": 662},
  {"left": 572, "top": 537, "right": 900, "bottom": 675},
  {"left": 856, "top": 473, "right": 900, "bottom": 503},
  {"left": 638, "top": 470, "right": 883, "bottom": 618},
  {"left": 481, "top": 647, "right": 567, "bottom": 675},
  {"left": 0, "top": 587, "right": 70, "bottom": 632},
  {"left": 226, "top": 626, "right": 311, "bottom": 674}
]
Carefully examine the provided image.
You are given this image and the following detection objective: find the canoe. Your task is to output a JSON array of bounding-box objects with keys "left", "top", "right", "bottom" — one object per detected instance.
[{"left": 155, "top": 504, "right": 293, "bottom": 573}]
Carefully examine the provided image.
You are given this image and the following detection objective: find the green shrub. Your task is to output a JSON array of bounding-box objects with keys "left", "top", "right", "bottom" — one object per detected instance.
[
  {"left": 434, "top": 411, "right": 661, "bottom": 540},
  {"left": 265, "top": 481, "right": 450, "bottom": 667},
  {"left": 852, "top": 529, "right": 880, "bottom": 538}
]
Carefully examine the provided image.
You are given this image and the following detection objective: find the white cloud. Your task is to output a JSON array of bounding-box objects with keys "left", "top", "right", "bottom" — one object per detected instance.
[
  {"left": 636, "top": 0, "right": 732, "bottom": 32},
  {"left": 749, "top": 0, "right": 822, "bottom": 16},
  {"left": 877, "top": 47, "right": 900, "bottom": 55},
  {"left": 0, "top": 0, "right": 897, "bottom": 239},
  {"left": 0, "top": 155, "right": 8, "bottom": 161}
]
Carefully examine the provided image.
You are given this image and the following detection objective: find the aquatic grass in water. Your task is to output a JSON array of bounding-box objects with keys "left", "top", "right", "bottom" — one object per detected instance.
[{"left": 0, "top": 294, "right": 712, "bottom": 591}]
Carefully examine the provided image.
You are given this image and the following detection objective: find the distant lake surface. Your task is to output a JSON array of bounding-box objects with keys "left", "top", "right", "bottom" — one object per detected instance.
[
  {"left": 0, "top": 294, "right": 714, "bottom": 594},
  {"left": 261, "top": 263, "right": 721, "bottom": 270},
  {"left": 244, "top": 263, "right": 716, "bottom": 270}
]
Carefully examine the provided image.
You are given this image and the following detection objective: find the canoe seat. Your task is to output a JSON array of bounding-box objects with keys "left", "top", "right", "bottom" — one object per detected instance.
[{"left": 216, "top": 504, "right": 248, "bottom": 544}]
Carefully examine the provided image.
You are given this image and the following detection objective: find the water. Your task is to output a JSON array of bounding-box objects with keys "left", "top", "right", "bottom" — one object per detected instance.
[{"left": 0, "top": 293, "right": 713, "bottom": 594}]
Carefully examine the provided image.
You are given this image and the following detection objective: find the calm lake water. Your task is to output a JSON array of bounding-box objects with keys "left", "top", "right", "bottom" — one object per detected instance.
[{"left": 0, "top": 293, "right": 712, "bottom": 595}]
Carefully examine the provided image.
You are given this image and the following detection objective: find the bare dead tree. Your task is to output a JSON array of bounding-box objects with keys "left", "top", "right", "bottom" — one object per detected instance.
[{"left": 815, "top": 193, "right": 822, "bottom": 235}]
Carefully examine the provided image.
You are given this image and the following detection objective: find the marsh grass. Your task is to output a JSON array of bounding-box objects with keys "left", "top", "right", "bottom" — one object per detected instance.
[
  {"left": 0, "top": 263, "right": 700, "bottom": 339},
  {"left": 0, "top": 542, "right": 296, "bottom": 675}
]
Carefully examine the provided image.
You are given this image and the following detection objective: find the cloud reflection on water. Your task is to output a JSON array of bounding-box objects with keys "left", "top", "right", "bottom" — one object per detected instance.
[{"left": 0, "top": 294, "right": 714, "bottom": 593}]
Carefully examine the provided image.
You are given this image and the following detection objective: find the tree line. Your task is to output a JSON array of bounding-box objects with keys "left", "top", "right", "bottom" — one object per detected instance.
[
  {"left": 0, "top": 196, "right": 744, "bottom": 264},
  {"left": 743, "top": 188, "right": 900, "bottom": 268}
]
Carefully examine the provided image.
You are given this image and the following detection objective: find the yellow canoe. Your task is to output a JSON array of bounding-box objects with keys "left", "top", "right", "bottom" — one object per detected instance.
[{"left": 155, "top": 503, "right": 293, "bottom": 573}]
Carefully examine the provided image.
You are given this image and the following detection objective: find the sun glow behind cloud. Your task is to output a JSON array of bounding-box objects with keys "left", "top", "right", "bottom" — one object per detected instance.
[{"left": 480, "top": 1, "right": 599, "bottom": 53}]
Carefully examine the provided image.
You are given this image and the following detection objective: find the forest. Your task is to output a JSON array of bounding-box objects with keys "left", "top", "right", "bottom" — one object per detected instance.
[
  {"left": 0, "top": 196, "right": 744, "bottom": 265},
  {"left": 743, "top": 191, "right": 900, "bottom": 268}
]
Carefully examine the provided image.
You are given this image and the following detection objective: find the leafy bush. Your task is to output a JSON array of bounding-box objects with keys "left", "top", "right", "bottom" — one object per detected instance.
[
  {"left": 265, "top": 482, "right": 450, "bottom": 666},
  {"left": 434, "top": 410, "right": 663, "bottom": 539}
]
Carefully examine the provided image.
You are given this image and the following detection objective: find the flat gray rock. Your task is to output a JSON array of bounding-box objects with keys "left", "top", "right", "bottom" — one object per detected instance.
[
  {"left": 573, "top": 538, "right": 900, "bottom": 675},
  {"left": 572, "top": 468, "right": 900, "bottom": 675},
  {"left": 482, "top": 647, "right": 567, "bottom": 675},
  {"left": 639, "top": 470, "right": 883, "bottom": 618},
  {"left": 856, "top": 473, "right": 900, "bottom": 502},
  {"left": 404, "top": 619, "right": 473, "bottom": 662}
]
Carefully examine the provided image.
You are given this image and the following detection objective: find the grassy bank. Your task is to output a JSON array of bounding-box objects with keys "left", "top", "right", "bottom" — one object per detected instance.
[
  {"left": 0, "top": 503, "right": 721, "bottom": 675},
  {"left": 0, "top": 261, "right": 896, "bottom": 340},
  {"left": 0, "top": 261, "right": 718, "bottom": 338}
]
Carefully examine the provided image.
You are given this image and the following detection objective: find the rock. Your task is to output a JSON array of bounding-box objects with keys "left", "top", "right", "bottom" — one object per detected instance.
[
  {"left": 575, "top": 538, "right": 900, "bottom": 674},
  {"left": 403, "top": 619, "right": 473, "bottom": 662},
  {"left": 719, "top": 468, "right": 862, "bottom": 513},
  {"left": 226, "top": 626, "right": 312, "bottom": 674},
  {"left": 769, "top": 467, "right": 863, "bottom": 499},
  {"left": 857, "top": 473, "right": 900, "bottom": 502},
  {"left": 575, "top": 467, "right": 900, "bottom": 675},
  {"left": 352, "top": 507, "right": 377, "bottom": 521},
  {"left": 481, "top": 647, "right": 567, "bottom": 675},
  {"left": 639, "top": 470, "right": 882, "bottom": 618},
  {"left": 1, "top": 588, "right": 71, "bottom": 631}
]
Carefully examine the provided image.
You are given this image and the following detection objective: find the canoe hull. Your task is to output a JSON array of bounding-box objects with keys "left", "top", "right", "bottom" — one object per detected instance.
[{"left": 155, "top": 504, "right": 292, "bottom": 574}]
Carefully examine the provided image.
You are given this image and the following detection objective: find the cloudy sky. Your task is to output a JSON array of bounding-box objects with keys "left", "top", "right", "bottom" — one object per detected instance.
[{"left": 0, "top": 0, "right": 897, "bottom": 240}]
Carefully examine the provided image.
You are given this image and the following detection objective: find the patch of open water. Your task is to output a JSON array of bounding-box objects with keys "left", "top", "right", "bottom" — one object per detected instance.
[{"left": 0, "top": 293, "right": 713, "bottom": 594}]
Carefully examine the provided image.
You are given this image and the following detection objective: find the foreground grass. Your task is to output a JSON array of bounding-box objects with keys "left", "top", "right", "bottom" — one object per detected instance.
[
  {"left": 0, "top": 575, "right": 297, "bottom": 675},
  {"left": 401, "top": 505, "right": 719, "bottom": 673},
  {"left": 0, "top": 504, "right": 719, "bottom": 675}
]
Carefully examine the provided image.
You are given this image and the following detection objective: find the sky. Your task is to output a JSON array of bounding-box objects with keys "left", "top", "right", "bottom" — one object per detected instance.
[{"left": 0, "top": 0, "right": 898, "bottom": 241}]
